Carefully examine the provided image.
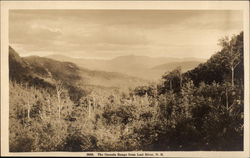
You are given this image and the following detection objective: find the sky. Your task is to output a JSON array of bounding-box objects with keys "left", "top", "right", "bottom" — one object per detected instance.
[{"left": 9, "top": 10, "right": 243, "bottom": 59}]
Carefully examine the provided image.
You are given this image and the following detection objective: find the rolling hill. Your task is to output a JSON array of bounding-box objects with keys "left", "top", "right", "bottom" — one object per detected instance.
[
  {"left": 47, "top": 54, "right": 206, "bottom": 80},
  {"left": 9, "top": 47, "right": 149, "bottom": 90},
  {"left": 152, "top": 61, "right": 202, "bottom": 71}
]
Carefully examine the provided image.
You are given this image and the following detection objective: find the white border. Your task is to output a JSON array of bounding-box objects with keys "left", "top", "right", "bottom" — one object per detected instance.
[{"left": 1, "top": 1, "right": 249, "bottom": 157}]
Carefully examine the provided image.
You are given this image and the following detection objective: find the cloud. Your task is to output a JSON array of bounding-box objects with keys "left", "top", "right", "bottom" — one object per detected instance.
[{"left": 9, "top": 10, "right": 243, "bottom": 59}]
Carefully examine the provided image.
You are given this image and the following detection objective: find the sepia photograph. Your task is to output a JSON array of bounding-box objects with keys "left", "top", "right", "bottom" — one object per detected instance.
[{"left": 1, "top": 1, "right": 249, "bottom": 157}]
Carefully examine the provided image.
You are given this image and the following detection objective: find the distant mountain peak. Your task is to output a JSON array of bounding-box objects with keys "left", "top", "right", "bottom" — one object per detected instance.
[{"left": 45, "top": 53, "right": 206, "bottom": 80}]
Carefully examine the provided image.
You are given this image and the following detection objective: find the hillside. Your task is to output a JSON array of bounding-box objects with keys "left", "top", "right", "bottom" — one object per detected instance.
[
  {"left": 9, "top": 46, "right": 55, "bottom": 89},
  {"left": 9, "top": 46, "right": 30, "bottom": 80},
  {"left": 184, "top": 32, "right": 244, "bottom": 86},
  {"left": 47, "top": 54, "right": 205, "bottom": 80},
  {"left": 9, "top": 47, "right": 148, "bottom": 90},
  {"left": 23, "top": 56, "right": 81, "bottom": 83},
  {"left": 152, "top": 61, "right": 201, "bottom": 72}
]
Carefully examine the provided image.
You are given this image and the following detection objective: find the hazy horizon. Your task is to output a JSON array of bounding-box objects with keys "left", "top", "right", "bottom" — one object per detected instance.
[
  {"left": 18, "top": 53, "right": 207, "bottom": 61},
  {"left": 10, "top": 10, "right": 242, "bottom": 60}
]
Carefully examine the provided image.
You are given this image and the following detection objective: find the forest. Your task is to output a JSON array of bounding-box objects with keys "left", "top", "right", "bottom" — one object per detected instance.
[{"left": 9, "top": 32, "right": 244, "bottom": 151}]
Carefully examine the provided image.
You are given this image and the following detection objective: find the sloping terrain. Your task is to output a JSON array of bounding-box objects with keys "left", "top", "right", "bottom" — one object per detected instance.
[
  {"left": 47, "top": 54, "right": 205, "bottom": 80},
  {"left": 9, "top": 47, "right": 148, "bottom": 89}
]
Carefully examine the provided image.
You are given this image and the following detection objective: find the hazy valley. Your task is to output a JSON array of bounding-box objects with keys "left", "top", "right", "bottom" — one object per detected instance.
[{"left": 47, "top": 54, "right": 205, "bottom": 80}]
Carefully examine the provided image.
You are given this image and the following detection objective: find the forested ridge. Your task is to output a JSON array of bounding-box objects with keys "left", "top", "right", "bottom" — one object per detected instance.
[{"left": 9, "top": 32, "right": 244, "bottom": 151}]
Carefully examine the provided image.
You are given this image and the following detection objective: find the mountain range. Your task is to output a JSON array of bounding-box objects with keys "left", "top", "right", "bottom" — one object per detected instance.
[
  {"left": 9, "top": 47, "right": 148, "bottom": 92},
  {"left": 9, "top": 45, "right": 206, "bottom": 92},
  {"left": 47, "top": 54, "right": 206, "bottom": 80}
]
